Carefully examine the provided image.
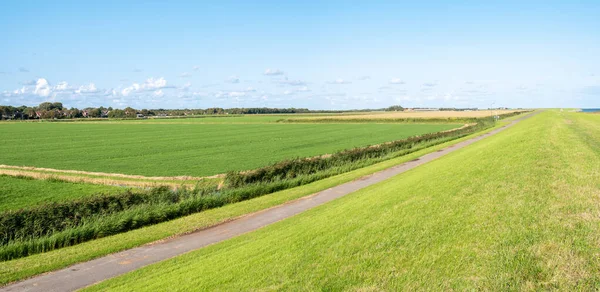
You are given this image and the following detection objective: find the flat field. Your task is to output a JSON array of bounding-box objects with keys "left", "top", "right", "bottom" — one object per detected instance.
[
  {"left": 86, "top": 111, "right": 600, "bottom": 290},
  {"left": 290, "top": 109, "right": 523, "bottom": 120},
  {"left": 0, "top": 123, "right": 459, "bottom": 176},
  {"left": 0, "top": 175, "right": 124, "bottom": 212}
]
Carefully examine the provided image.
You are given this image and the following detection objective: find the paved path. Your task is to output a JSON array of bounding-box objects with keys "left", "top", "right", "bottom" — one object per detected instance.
[{"left": 1, "top": 112, "right": 537, "bottom": 292}]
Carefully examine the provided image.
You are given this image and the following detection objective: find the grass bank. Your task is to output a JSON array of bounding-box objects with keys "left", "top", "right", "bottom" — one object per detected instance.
[{"left": 87, "top": 110, "right": 600, "bottom": 291}]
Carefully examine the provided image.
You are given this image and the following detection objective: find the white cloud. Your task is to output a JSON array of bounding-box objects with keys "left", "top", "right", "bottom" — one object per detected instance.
[
  {"left": 153, "top": 89, "right": 164, "bottom": 97},
  {"left": 328, "top": 78, "right": 351, "bottom": 84},
  {"left": 279, "top": 79, "right": 306, "bottom": 86},
  {"left": 14, "top": 87, "right": 25, "bottom": 94},
  {"left": 75, "top": 83, "right": 98, "bottom": 94},
  {"left": 54, "top": 81, "right": 70, "bottom": 91},
  {"left": 297, "top": 86, "right": 310, "bottom": 92},
  {"left": 180, "top": 72, "right": 191, "bottom": 78},
  {"left": 215, "top": 91, "right": 246, "bottom": 99},
  {"left": 228, "top": 91, "right": 245, "bottom": 97},
  {"left": 193, "top": 66, "right": 200, "bottom": 71},
  {"left": 358, "top": 76, "right": 371, "bottom": 80},
  {"left": 225, "top": 75, "right": 240, "bottom": 83},
  {"left": 245, "top": 87, "right": 257, "bottom": 92},
  {"left": 1, "top": 76, "right": 202, "bottom": 108},
  {"left": 122, "top": 77, "right": 170, "bottom": 96},
  {"left": 121, "top": 85, "right": 138, "bottom": 96},
  {"left": 283, "top": 90, "right": 293, "bottom": 95},
  {"left": 34, "top": 78, "right": 51, "bottom": 97},
  {"left": 180, "top": 82, "right": 192, "bottom": 91},
  {"left": 144, "top": 77, "right": 168, "bottom": 89},
  {"left": 264, "top": 68, "right": 285, "bottom": 76},
  {"left": 389, "top": 78, "right": 405, "bottom": 84}
]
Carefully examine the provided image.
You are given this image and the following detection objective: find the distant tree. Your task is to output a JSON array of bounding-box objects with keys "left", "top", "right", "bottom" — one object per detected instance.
[
  {"left": 24, "top": 107, "right": 36, "bottom": 119},
  {"left": 108, "top": 109, "right": 126, "bottom": 118},
  {"left": 52, "top": 102, "right": 63, "bottom": 110},
  {"left": 0, "top": 106, "right": 9, "bottom": 120},
  {"left": 40, "top": 110, "right": 60, "bottom": 119},
  {"left": 87, "top": 108, "right": 102, "bottom": 118},
  {"left": 37, "top": 102, "right": 54, "bottom": 111},
  {"left": 65, "top": 108, "right": 83, "bottom": 118},
  {"left": 385, "top": 105, "right": 404, "bottom": 111},
  {"left": 124, "top": 107, "right": 137, "bottom": 118}
]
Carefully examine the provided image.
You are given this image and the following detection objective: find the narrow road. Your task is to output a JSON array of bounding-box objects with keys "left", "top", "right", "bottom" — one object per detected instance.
[{"left": 1, "top": 112, "right": 538, "bottom": 292}]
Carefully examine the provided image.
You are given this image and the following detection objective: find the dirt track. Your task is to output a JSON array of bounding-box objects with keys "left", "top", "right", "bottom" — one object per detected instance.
[{"left": 0, "top": 112, "right": 538, "bottom": 292}]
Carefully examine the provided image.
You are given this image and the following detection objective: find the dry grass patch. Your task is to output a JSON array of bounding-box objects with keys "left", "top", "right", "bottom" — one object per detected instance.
[
  {"left": 296, "top": 110, "right": 524, "bottom": 120},
  {"left": 0, "top": 169, "right": 194, "bottom": 189}
]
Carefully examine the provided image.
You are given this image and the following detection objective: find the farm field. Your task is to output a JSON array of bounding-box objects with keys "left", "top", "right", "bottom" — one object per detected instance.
[
  {"left": 0, "top": 122, "right": 459, "bottom": 176},
  {"left": 0, "top": 175, "right": 124, "bottom": 212},
  {"left": 86, "top": 110, "right": 600, "bottom": 291},
  {"left": 286, "top": 109, "right": 523, "bottom": 120},
  {"left": 128, "top": 112, "right": 377, "bottom": 124}
]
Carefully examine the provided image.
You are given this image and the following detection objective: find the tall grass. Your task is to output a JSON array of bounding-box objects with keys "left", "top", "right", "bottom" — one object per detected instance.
[{"left": 0, "top": 186, "right": 219, "bottom": 245}]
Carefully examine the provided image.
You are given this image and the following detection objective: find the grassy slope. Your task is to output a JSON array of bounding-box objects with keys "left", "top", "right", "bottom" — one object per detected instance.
[
  {"left": 0, "top": 176, "right": 125, "bottom": 212},
  {"left": 87, "top": 111, "right": 600, "bottom": 291},
  {"left": 0, "top": 123, "right": 457, "bottom": 177},
  {"left": 0, "top": 118, "right": 512, "bottom": 285}
]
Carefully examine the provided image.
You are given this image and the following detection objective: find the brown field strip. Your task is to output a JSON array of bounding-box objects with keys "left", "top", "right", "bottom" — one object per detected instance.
[
  {"left": 0, "top": 165, "right": 220, "bottom": 181},
  {"left": 294, "top": 110, "right": 524, "bottom": 120},
  {"left": 0, "top": 169, "right": 199, "bottom": 189}
]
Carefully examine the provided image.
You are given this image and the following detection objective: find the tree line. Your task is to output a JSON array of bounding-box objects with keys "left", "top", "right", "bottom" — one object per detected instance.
[{"left": 0, "top": 101, "right": 398, "bottom": 120}]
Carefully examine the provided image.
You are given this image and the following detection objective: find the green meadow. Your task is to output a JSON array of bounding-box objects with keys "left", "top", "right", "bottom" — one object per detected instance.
[
  {"left": 0, "top": 175, "right": 124, "bottom": 212},
  {"left": 0, "top": 122, "right": 458, "bottom": 176},
  {"left": 86, "top": 111, "right": 600, "bottom": 291}
]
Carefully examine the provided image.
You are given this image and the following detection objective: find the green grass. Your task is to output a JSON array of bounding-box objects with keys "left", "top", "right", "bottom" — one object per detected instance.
[
  {"left": 0, "top": 123, "right": 459, "bottom": 176},
  {"left": 0, "top": 119, "right": 510, "bottom": 286},
  {"left": 0, "top": 175, "right": 125, "bottom": 212},
  {"left": 86, "top": 111, "right": 600, "bottom": 291}
]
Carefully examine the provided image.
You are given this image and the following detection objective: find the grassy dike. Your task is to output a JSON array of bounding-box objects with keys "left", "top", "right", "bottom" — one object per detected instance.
[
  {"left": 0, "top": 114, "right": 523, "bottom": 285},
  {"left": 86, "top": 110, "right": 600, "bottom": 291}
]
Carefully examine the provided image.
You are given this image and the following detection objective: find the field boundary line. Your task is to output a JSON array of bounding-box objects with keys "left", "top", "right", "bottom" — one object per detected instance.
[
  {"left": 0, "top": 170, "right": 192, "bottom": 189},
  {"left": 0, "top": 111, "right": 539, "bottom": 292},
  {"left": 0, "top": 165, "right": 222, "bottom": 181}
]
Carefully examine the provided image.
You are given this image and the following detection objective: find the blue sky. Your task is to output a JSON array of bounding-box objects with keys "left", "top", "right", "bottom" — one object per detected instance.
[{"left": 1, "top": 1, "right": 599, "bottom": 109}]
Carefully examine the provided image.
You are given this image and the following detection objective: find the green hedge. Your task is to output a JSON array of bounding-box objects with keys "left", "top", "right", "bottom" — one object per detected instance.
[{"left": 0, "top": 186, "right": 219, "bottom": 245}]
